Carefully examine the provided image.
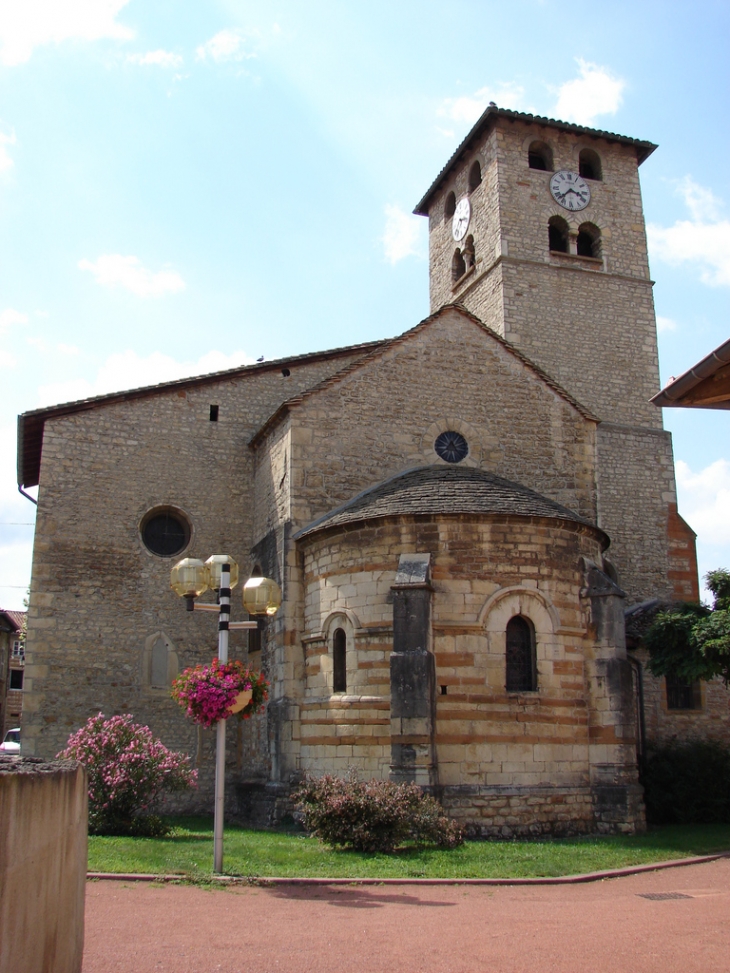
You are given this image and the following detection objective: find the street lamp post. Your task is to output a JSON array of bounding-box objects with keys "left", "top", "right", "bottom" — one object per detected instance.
[{"left": 170, "top": 554, "right": 281, "bottom": 873}]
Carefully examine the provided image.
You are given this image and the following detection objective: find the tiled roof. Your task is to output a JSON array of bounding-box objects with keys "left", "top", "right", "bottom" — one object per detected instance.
[
  {"left": 413, "top": 106, "right": 657, "bottom": 215},
  {"left": 0, "top": 609, "right": 25, "bottom": 633},
  {"left": 17, "top": 339, "right": 385, "bottom": 488},
  {"left": 294, "top": 465, "right": 600, "bottom": 540}
]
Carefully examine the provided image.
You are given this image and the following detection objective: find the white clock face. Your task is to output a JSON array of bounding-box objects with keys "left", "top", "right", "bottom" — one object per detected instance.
[
  {"left": 452, "top": 197, "right": 471, "bottom": 241},
  {"left": 549, "top": 170, "right": 591, "bottom": 211}
]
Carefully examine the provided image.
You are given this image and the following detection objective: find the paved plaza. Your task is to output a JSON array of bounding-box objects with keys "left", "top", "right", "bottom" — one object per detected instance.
[{"left": 82, "top": 858, "right": 730, "bottom": 973}]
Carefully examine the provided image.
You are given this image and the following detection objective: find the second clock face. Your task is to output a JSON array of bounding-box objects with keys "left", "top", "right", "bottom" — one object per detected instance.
[
  {"left": 452, "top": 197, "right": 471, "bottom": 241},
  {"left": 550, "top": 171, "right": 591, "bottom": 211}
]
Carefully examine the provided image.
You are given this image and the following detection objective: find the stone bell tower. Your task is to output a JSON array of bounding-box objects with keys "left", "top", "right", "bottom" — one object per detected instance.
[{"left": 414, "top": 106, "right": 698, "bottom": 605}]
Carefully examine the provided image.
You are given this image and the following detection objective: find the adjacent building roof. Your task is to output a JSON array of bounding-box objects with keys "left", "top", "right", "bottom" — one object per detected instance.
[
  {"left": 17, "top": 339, "right": 385, "bottom": 488},
  {"left": 294, "top": 464, "right": 605, "bottom": 542},
  {"left": 0, "top": 610, "right": 25, "bottom": 634},
  {"left": 413, "top": 105, "right": 657, "bottom": 216},
  {"left": 651, "top": 337, "right": 730, "bottom": 410}
]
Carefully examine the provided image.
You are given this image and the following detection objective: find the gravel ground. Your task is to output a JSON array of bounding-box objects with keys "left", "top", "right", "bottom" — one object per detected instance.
[{"left": 83, "top": 858, "right": 730, "bottom": 973}]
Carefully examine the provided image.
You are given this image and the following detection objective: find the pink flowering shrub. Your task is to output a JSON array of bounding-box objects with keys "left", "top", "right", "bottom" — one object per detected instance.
[
  {"left": 294, "top": 773, "right": 465, "bottom": 853},
  {"left": 59, "top": 713, "right": 197, "bottom": 835},
  {"left": 170, "top": 658, "right": 268, "bottom": 728}
]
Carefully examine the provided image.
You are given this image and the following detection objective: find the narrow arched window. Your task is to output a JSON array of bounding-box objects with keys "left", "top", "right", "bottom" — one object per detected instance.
[
  {"left": 579, "top": 148, "right": 602, "bottom": 181},
  {"left": 468, "top": 160, "right": 482, "bottom": 192},
  {"left": 506, "top": 616, "right": 536, "bottom": 692},
  {"left": 444, "top": 191, "right": 456, "bottom": 221},
  {"left": 452, "top": 248, "right": 466, "bottom": 282},
  {"left": 150, "top": 637, "right": 168, "bottom": 688},
  {"left": 548, "top": 215, "right": 569, "bottom": 253},
  {"left": 333, "top": 628, "right": 347, "bottom": 693},
  {"left": 528, "top": 141, "right": 552, "bottom": 171},
  {"left": 577, "top": 222, "right": 601, "bottom": 258}
]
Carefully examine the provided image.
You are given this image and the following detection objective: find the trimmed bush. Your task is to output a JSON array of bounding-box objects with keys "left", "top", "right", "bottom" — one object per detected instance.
[
  {"left": 59, "top": 713, "right": 197, "bottom": 835},
  {"left": 294, "top": 773, "right": 465, "bottom": 852},
  {"left": 642, "top": 740, "right": 730, "bottom": 824}
]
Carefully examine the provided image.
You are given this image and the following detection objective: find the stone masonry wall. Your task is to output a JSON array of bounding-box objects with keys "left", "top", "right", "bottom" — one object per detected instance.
[
  {"left": 23, "top": 349, "right": 370, "bottom": 809},
  {"left": 296, "top": 512, "right": 643, "bottom": 837}
]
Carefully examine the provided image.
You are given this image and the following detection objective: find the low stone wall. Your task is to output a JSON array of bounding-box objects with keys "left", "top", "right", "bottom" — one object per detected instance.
[{"left": 0, "top": 756, "right": 87, "bottom": 973}]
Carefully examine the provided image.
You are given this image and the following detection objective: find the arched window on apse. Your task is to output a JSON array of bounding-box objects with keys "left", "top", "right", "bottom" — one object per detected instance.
[
  {"left": 452, "top": 248, "right": 466, "bottom": 282},
  {"left": 333, "top": 628, "right": 347, "bottom": 693},
  {"left": 468, "top": 160, "right": 482, "bottom": 192},
  {"left": 579, "top": 148, "right": 602, "bottom": 181},
  {"left": 548, "top": 215, "right": 569, "bottom": 253},
  {"left": 577, "top": 222, "right": 601, "bottom": 259},
  {"left": 528, "top": 141, "right": 553, "bottom": 171},
  {"left": 505, "top": 616, "right": 537, "bottom": 692}
]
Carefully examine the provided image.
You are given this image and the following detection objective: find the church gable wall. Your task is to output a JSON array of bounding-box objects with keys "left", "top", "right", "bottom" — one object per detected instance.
[
  {"left": 287, "top": 309, "right": 597, "bottom": 531},
  {"left": 22, "top": 349, "right": 369, "bottom": 769}
]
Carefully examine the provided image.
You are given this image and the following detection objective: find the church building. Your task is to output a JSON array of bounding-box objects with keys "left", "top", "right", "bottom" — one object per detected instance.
[{"left": 18, "top": 107, "right": 713, "bottom": 835}]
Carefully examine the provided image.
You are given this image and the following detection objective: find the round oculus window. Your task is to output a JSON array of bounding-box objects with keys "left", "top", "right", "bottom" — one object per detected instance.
[
  {"left": 435, "top": 431, "right": 468, "bottom": 464},
  {"left": 141, "top": 510, "right": 190, "bottom": 558}
]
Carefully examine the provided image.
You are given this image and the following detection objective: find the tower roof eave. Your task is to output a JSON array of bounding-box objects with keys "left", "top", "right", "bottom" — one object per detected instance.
[{"left": 413, "top": 106, "right": 657, "bottom": 216}]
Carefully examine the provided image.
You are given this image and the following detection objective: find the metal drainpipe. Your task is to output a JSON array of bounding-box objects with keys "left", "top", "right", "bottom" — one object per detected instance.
[
  {"left": 628, "top": 654, "right": 646, "bottom": 776},
  {"left": 18, "top": 485, "right": 37, "bottom": 506}
]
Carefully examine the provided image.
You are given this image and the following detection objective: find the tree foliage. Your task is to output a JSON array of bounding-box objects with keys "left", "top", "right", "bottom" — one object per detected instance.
[{"left": 644, "top": 569, "right": 730, "bottom": 685}]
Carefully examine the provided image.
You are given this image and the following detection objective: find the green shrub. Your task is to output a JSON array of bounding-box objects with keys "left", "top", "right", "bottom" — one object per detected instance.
[
  {"left": 293, "top": 773, "right": 465, "bottom": 852},
  {"left": 642, "top": 740, "right": 730, "bottom": 824}
]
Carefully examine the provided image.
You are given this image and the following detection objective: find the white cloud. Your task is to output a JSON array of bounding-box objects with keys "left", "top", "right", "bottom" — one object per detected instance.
[
  {"left": 552, "top": 59, "right": 625, "bottom": 126},
  {"left": 0, "top": 308, "right": 28, "bottom": 331},
  {"left": 36, "top": 348, "right": 256, "bottom": 407},
  {"left": 647, "top": 178, "right": 730, "bottom": 287},
  {"left": 0, "top": 0, "right": 134, "bottom": 66},
  {"left": 656, "top": 315, "right": 677, "bottom": 334},
  {"left": 439, "top": 83, "right": 527, "bottom": 127},
  {"left": 127, "top": 49, "right": 183, "bottom": 69},
  {"left": 676, "top": 176, "right": 723, "bottom": 222},
  {"left": 382, "top": 204, "right": 425, "bottom": 264},
  {"left": 676, "top": 459, "right": 730, "bottom": 547},
  {"left": 195, "top": 28, "right": 258, "bottom": 63},
  {"left": 78, "top": 254, "right": 185, "bottom": 297}
]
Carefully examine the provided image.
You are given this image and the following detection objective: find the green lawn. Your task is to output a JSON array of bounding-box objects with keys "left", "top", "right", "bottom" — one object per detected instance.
[{"left": 87, "top": 818, "right": 730, "bottom": 880}]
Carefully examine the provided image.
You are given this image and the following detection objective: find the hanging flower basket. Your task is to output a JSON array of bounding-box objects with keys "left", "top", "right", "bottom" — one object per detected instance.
[{"left": 171, "top": 659, "right": 268, "bottom": 729}]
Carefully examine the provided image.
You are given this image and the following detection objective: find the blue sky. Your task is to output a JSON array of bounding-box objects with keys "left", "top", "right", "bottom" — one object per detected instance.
[{"left": 1, "top": 0, "right": 728, "bottom": 610}]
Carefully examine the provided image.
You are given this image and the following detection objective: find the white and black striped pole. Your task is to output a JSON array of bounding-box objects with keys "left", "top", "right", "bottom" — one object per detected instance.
[{"left": 213, "top": 562, "right": 231, "bottom": 874}]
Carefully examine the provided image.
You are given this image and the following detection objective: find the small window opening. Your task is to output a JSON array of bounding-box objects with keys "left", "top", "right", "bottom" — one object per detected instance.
[
  {"left": 452, "top": 248, "right": 466, "bottom": 283},
  {"left": 506, "top": 615, "right": 537, "bottom": 693},
  {"left": 579, "top": 148, "right": 602, "bottom": 181},
  {"left": 528, "top": 141, "right": 552, "bottom": 172},
  {"left": 468, "top": 160, "right": 482, "bottom": 192},
  {"left": 577, "top": 222, "right": 601, "bottom": 259},
  {"left": 248, "top": 620, "right": 262, "bottom": 655},
  {"left": 209, "top": 404, "right": 219, "bottom": 422},
  {"left": 666, "top": 674, "right": 702, "bottom": 711},
  {"left": 281, "top": 368, "right": 291, "bottom": 377},
  {"left": 333, "top": 628, "right": 347, "bottom": 693},
  {"left": 440, "top": 685, "right": 448, "bottom": 696},
  {"left": 548, "top": 216, "right": 569, "bottom": 254},
  {"left": 9, "top": 669, "right": 24, "bottom": 690},
  {"left": 444, "top": 191, "right": 456, "bottom": 221}
]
